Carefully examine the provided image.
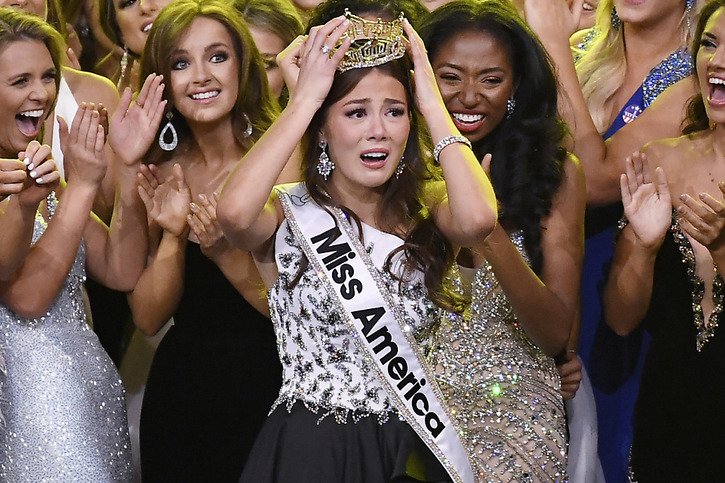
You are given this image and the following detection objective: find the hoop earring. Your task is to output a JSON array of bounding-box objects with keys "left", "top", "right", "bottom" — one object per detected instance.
[
  {"left": 158, "top": 112, "right": 178, "bottom": 151},
  {"left": 611, "top": 7, "right": 622, "bottom": 30},
  {"left": 317, "top": 140, "right": 334, "bottom": 180},
  {"left": 395, "top": 155, "right": 405, "bottom": 180},
  {"left": 506, "top": 98, "right": 516, "bottom": 118},
  {"left": 243, "top": 113, "right": 253, "bottom": 138}
]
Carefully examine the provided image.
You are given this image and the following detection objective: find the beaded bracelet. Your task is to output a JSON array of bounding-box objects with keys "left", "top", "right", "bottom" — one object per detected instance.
[{"left": 433, "top": 135, "right": 473, "bottom": 164}]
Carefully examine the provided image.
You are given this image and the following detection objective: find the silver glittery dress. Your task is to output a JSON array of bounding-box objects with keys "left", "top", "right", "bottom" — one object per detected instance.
[
  {"left": 429, "top": 232, "right": 567, "bottom": 483},
  {"left": 0, "top": 204, "right": 132, "bottom": 482}
]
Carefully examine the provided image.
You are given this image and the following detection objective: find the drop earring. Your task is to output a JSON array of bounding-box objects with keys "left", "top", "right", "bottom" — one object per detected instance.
[
  {"left": 118, "top": 47, "right": 129, "bottom": 90},
  {"left": 243, "top": 113, "right": 253, "bottom": 138},
  {"left": 506, "top": 98, "right": 516, "bottom": 118},
  {"left": 317, "top": 140, "right": 334, "bottom": 180},
  {"left": 158, "top": 112, "right": 178, "bottom": 151},
  {"left": 395, "top": 155, "right": 405, "bottom": 179},
  {"left": 611, "top": 6, "right": 621, "bottom": 30}
]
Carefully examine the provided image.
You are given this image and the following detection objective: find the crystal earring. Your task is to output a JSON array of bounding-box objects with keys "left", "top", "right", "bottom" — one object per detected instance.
[
  {"left": 118, "top": 47, "right": 129, "bottom": 90},
  {"left": 611, "top": 6, "right": 621, "bottom": 30},
  {"left": 158, "top": 112, "right": 178, "bottom": 151},
  {"left": 243, "top": 113, "right": 253, "bottom": 138},
  {"left": 506, "top": 98, "right": 516, "bottom": 118},
  {"left": 395, "top": 155, "right": 405, "bottom": 179},
  {"left": 317, "top": 140, "right": 334, "bottom": 180}
]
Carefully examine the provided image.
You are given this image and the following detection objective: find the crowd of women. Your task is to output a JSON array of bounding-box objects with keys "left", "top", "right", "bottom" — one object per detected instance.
[{"left": 0, "top": 0, "right": 722, "bottom": 481}]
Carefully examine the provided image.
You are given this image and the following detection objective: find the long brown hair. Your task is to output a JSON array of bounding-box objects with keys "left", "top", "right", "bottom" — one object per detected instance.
[
  {"left": 139, "top": 0, "right": 279, "bottom": 164},
  {"left": 299, "top": 59, "right": 462, "bottom": 312}
]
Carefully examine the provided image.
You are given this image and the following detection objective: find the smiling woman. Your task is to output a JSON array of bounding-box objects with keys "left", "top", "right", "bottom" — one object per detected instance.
[{"left": 117, "top": 1, "right": 285, "bottom": 480}]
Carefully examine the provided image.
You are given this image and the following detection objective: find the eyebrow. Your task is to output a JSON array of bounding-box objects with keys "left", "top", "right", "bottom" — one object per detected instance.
[
  {"left": 342, "top": 98, "right": 406, "bottom": 106},
  {"left": 437, "top": 63, "right": 506, "bottom": 75},
  {"left": 171, "top": 42, "right": 230, "bottom": 56}
]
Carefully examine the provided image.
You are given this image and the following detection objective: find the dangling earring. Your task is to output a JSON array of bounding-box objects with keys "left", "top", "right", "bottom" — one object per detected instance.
[
  {"left": 158, "top": 112, "right": 178, "bottom": 151},
  {"left": 118, "top": 47, "right": 129, "bottom": 90},
  {"left": 242, "top": 113, "right": 253, "bottom": 138},
  {"left": 395, "top": 155, "right": 405, "bottom": 179},
  {"left": 317, "top": 140, "right": 334, "bottom": 180},
  {"left": 685, "top": 0, "right": 695, "bottom": 34},
  {"left": 506, "top": 98, "right": 516, "bottom": 118},
  {"left": 611, "top": 6, "right": 622, "bottom": 30}
]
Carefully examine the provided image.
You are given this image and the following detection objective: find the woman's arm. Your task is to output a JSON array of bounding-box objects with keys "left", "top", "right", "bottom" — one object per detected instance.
[
  {"left": 218, "top": 17, "right": 351, "bottom": 251},
  {"left": 0, "top": 107, "right": 106, "bottom": 318},
  {"left": 404, "top": 20, "right": 497, "bottom": 245},
  {"left": 127, "top": 163, "right": 191, "bottom": 336},
  {"left": 0, "top": 148, "right": 61, "bottom": 280},
  {"left": 479, "top": 155, "right": 586, "bottom": 356},
  {"left": 603, "top": 152, "right": 671, "bottom": 335}
]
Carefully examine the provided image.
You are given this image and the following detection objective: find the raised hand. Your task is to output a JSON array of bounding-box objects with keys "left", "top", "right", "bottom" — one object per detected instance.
[
  {"left": 0, "top": 158, "right": 28, "bottom": 200},
  {"left": 522, "top": 0, "right": 583, "bottom": 42},
  {"left": 141, "top": 163, "right": 191, "bottom": 237},
  {"left": 277, "top": 35, "right": 306, "bottom": 97},
  {"left": 620, "top": 152, "right": 671, "bottom": 250},
  {"left": 187, "top": 192, "right": 228, "bottom": 259},
  {"left": 293, "top": 16, "right": 351, "bottom": 109},
  {"left": 677, "top": 182, "right": 725, "bottom": 257},
  {"left": 108, "top": 73, "right": 167, "bottom": 166},
  {"left": 59, "top": 103, "right": 107, "bottom": 188},
  {"left": 137, "top": 163, "right": 163, "bottom": 219},
  {"left": 14, "top": 141, "right": 61, "bottom": 207},
  {"left": 402, "top": 19, "right": 447, "bottom": 118}
]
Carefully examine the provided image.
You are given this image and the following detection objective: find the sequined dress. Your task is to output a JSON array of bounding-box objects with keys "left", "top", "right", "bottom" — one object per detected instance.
[
  {"left": 0, "top": 205, "right": 132, "bottom": 481},
  {"left": 240, "top": 187, "right": 450, "bottom": 482},
  {"left": 628, "top": 218, "right": 725, "bottom": 482},
  {"left": 429, "top": 232, "right": 567, "bottom": 483}
]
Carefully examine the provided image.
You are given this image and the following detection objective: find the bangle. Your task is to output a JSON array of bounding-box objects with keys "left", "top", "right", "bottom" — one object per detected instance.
[{"left": 433, "top": 135, "right": 472, "bottom": 164}]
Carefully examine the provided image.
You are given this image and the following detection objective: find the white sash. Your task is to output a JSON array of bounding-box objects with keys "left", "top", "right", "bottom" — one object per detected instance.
[{"left": 277, "top": 184, "right": 474, "bottom": 483}]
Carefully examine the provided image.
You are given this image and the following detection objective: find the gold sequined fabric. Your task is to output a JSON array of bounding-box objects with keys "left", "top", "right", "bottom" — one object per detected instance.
[{"left": 428, "top": 232, "right": 567, "bottom": 482}]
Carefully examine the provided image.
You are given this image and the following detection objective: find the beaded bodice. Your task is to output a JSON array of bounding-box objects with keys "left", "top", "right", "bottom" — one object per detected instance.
[
  {"left": 429, "top": 232, "right": 566, "bottom": 482},
  {"left": 268, "top": 214, "right": 437, "bottom": 423}
]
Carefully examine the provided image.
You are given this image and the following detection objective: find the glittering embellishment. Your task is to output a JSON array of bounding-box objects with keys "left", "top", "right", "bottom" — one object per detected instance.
[
  {"left": 641, "top": 49, "right": 693, "bottom": 108},
  {"left": 429, "top": 232, "right": 567, "bottom": 482},
  {"left": 0, "top": 210, "right": 132, "bottom": 481},
  {"left": 268, "top": 213, "right": 436, "bottom": 424},
  {"left": 669, "top": 215, "right": 722, "bottom": 351}
]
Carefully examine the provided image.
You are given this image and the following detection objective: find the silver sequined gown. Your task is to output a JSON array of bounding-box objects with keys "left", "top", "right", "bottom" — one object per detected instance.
[
  {"left": 0, "top": 207, "right": 132, "bottom": 482},
  {"left": 429, "top": 232, "right": 567, "bottom": 483}
]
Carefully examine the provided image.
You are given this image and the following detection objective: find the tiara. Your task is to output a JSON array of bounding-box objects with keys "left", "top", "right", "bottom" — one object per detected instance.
[{"left": 336, "top": 9, "right": 406, "bottom": 73}]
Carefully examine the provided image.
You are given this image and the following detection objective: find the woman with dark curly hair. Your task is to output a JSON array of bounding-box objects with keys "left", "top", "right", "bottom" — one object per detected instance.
[{"left": 419, "top": 1, "right": 585, "bottom": 480}]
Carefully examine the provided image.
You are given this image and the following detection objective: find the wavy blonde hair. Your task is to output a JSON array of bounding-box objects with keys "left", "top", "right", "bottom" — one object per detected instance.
[{"left": 575, "top": 0, "right": 696, "bottom": 132}]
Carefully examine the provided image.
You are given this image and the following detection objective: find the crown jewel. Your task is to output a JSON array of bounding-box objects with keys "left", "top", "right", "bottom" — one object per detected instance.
[{"left": 336, "top": 9, "right": 406, "bottom": 73}]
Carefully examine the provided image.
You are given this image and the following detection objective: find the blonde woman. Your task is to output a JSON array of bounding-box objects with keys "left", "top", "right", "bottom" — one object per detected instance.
[{"left": 524, "top": 1, "right": 700, "bottom": 481}]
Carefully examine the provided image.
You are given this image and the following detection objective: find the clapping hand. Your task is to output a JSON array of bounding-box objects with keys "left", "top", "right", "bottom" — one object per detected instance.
[
  {"left": 109, "top": 73, "right": 167, "bottom": 166},
  {"left": 521, "top": 0, "right": 583, "bottom": 42},
  {"left": 59, "top": 102, "right": 107, "bottom": 188},
  {"left": 138, "top": 163, "right": 191, "bottom": 237},
  {"left": 188, "top": 192, "right": 228, "bottom": 259},
  {"left": 620, "top": 152, "right": 671, "bottom": 250},
  {"left": 12, "top": 141, "right": 60, "bottom": 206},
  {"left": 677, "top": 181, "right": 725, "bottom": 257}
]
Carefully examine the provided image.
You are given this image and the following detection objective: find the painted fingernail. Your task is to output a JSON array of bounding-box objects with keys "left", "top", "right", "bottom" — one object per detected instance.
[
  {"left": 680, "top": 194, "right": 687, "bottom": 201},
  {"left": 36, "top": 177, "right": 44, "bottom": 184},
  {"left": 29, "top": 170, "right": 37, "bottom": 178},
  {"left": 699, "top": 193, "right": 706, "bottom": 200},
  {"left": 199, "top": 194, "right": 206, "bottom": 202},
  {"left": 27, "top": 163, "right": 34, "bottom": 171},
  {"left": 23, "top": 157, "right": 30, "bottom": 166},
  {"left": 190, "top": 202, "right": 198, "bottom": 210}
]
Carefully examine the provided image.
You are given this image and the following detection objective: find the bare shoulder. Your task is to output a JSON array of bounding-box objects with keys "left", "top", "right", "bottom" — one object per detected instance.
[
  {"left": 642, "top": 133, "right": 699, "bottom": 169},
  {"left": 62, "top": 67, "right": 120, "bottom": 111}
]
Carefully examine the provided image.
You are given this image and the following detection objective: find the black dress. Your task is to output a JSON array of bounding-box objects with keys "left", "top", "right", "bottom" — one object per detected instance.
[
  {"left": 140, "top": 241, "right": 282, "bottom": 482},
  {"left": 629, "top": 224, "right": 725, "bottom": 482}
]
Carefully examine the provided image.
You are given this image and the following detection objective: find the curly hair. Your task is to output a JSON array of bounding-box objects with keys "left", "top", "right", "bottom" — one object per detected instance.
[{"left": 419, "top": 0, "right": 567, "bottom": 274}]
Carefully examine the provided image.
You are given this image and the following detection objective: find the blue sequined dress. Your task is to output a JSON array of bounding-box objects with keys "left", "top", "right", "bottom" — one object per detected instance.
[
  {"left": 428, "top": 233, "right": 567, "bottom": 483},
  {"left": 0, "top": 203, "right": 132, "bottom": 482}
]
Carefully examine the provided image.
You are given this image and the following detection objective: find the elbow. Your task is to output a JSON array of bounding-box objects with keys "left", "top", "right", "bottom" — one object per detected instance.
[
  {"left": 136, "top": 322, "right": 162, "bottom": 337},
  {"left": 458, "top": 206, "right": 497, "bottom": 246}
]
